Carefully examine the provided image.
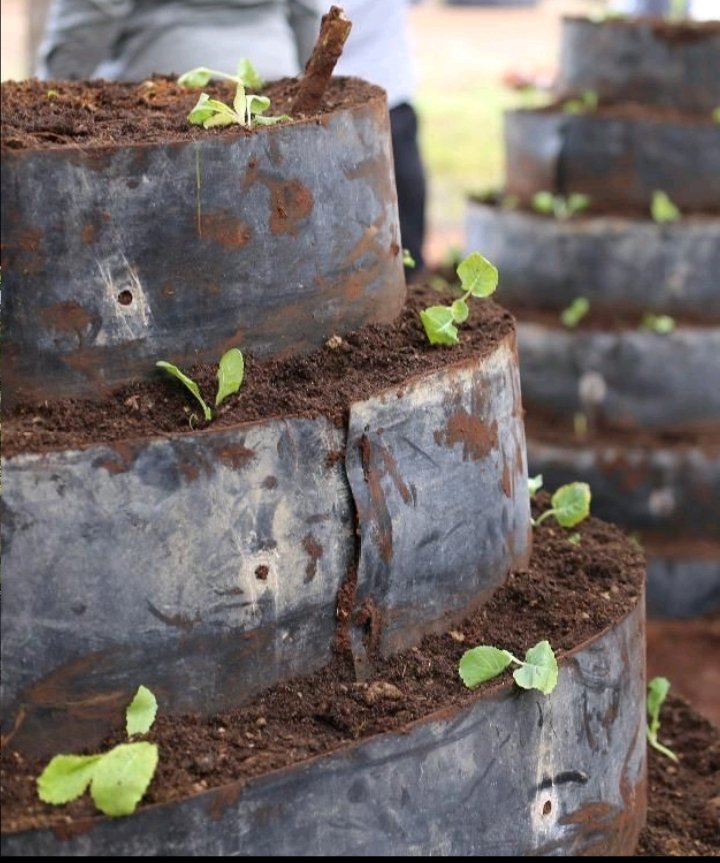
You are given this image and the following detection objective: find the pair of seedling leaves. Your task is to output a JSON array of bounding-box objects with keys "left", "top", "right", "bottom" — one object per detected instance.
[
  {"left": 37, "top": 686, "right": 158, "bottom": 817},
  {"left": 179, "top": 59, "right": 289, "bottom": 130},
  {"left": 157, "top": 347, "right": 244, "bottom": 422},
  {"left": 458, "top": 478, "right": 591, "bottom": 696}
]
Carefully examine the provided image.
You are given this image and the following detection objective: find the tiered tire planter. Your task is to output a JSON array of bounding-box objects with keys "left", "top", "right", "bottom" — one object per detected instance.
[
  {"left": 466, "top": 14, "right": 720, "bottom": 620},
  {"left": 1, "top": 78, "right": 646, "bottom": 853}
]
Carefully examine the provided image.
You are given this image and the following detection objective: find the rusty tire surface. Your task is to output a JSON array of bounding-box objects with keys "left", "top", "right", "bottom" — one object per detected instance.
[
  {"left": 1, "top": 93, "right": 405, "bottom": 408},
  {"left": 503, "top": 108, "right": 720, "bottom": 213},
  {"left": 465, "top": 201, "right": 720, "bottom": 317},
  {"left": 558, "top": 16, "right": 720, "bottom": 113},
  {"left": 517, "top": 321, "right": 720, "bottom": 432},
  {"left": 0, "top": 332, "right": 530, "bottom": 757},
  {"left": 0, "top": 594, "right": 646, "bottom": 856}
]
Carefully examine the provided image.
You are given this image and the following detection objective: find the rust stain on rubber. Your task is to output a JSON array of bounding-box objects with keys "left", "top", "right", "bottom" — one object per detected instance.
[
  {"left": 41, "top": 301, "right": 95, "bottom": 339},
  {"left": 201, "top": 210, "right": 252, "bottom": 248},
  {"left": 92, "top": 442, "right": 142, "bottom": 475},
  {"left": 302, "top": 534, "right": 324, "bottom": 582},
  {"left": 358, "top": 434, "right": 393, "bottom": 565},
  {"left": 435, "top": 411, "right": 499, "bottom": 462},
  {"left": 214, "top": 444, "right": 255, "bottom": 470}
]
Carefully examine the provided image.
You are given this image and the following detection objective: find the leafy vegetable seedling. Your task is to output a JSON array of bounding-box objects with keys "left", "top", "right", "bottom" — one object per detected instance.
[
  {"left": 651, "top": 190, "right": 681, "bottom": 224},
  {"left": 534, "top": 482, "right": 591, "bottom": 528},
  {"left": 647, "top": 677, "right": 679, "bottom": 762},
  {"left": 420, "top": 251, "right": 498, "bottom": 346},
  {"left": 532, "top": 191, "right": 591, "bottom": 221},
  {"left": 402, "top": 249, "right": 416, "bottom": 268},
  {"left": 37, "top": 686, "right": 159, "bottom": 817},
  {"left": 562, "top": 89, "right": 598, "bottom": 115},
  {"left": 157, "top": 347, "right": 245, "bottom": 422},
  {"left": 178, "top": 58, "right": 264, "bottom": 90},
  {"left": 561, "top": 296, "right": 590, "bottom": 328},
  {"left": 641, "top": 313, "right": 676, "bottom": 334},
  {"left": 459, "top": 640, "right": 558, "bottom": 695},
  {"left": 528, "top": 474, "right": 543, "bottom": 498}
]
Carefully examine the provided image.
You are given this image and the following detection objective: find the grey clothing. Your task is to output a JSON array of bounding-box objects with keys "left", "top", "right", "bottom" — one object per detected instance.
[{"left": 37, "top": 0, "right": 323, "bottom": 81}]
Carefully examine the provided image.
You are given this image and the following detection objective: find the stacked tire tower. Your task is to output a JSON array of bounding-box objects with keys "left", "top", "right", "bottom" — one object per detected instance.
[
  {"left": 467, "top": 14, "right": 720, "bottom": 624},
  {"left": 2, "top": 72, "right": 646, "bottom": 852}
]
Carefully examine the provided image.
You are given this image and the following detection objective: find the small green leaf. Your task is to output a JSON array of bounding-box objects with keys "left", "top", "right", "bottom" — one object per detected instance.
[
  {"left": 90, "top": 743, "right": 159, "bottom": 817},
  {"left": 713, "top": 107, "right": 720, "bottom": 124},
  {"left": 457, "top": 252, "right": 498, "bottom": 298},
  {"left": 647, "top": 677, "right": 678, "bottom": 762},
  {"left": 420, "top": 306, "right": 459, "bottom": 346},
  {"left": 178, "top": 67, "right": 215, "bottom": 88},
  {"left": 450, "top": 298, "right": 469, "bottom": 323},
  {"left": 252, "top": 114, "right": 291, "bottom": 126},
  {"left": 233, "top": 81, "right": 247, "bottom": 117},
  {"left": 560, "top": 297, "right": 590, "bottom": 328},
  {"left": 651, "top": 190, "right": 681, "bottom": 224},
  {"left": 567, "top": 533, "right": 582, "bottom": 545},
  {"left": 459, "top": 646, "right": 513, "bottom": 689},
  {"left": 528, "top": 474, "right": 544, "bottom": 497},
  {"left": 513, "top": 640, "right": 558, "bottom": 695},
  {"left": 187, "top": 92, "right": 214, "bottom": 124},
  {"left": 550, "top": 481, "right": 591, "bottom": 527},
  {"left": 641, "top": 313, "right": 675, "bottom": 334},
  {"left": 246, "top": 93, "right": 270, "bottom": 117},
  {"left": 37, "top": 754, "right": 103, "bottom": 805},
  {"left": 156, "top": 361, "right": 212, "bottom": 421},
  {"left": 215, "top": 348, "right": 245, "bottom": 407},
  {"left": 532, "top": 191, "right": 555, "bottom": 215},
  {"left": 402, "top": 249, "right": 416, "bottom": 268},
  {"left": 237, "top": 58, "right": 263, "bottom": 90},
  {"left": 126, "top": 685, "right": 158, "bottom": 737},
  {"left": 566, "top": 193, "right": 591, "bottom": 217}
]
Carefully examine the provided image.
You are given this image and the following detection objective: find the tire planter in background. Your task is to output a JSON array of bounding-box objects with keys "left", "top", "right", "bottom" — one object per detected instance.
[
  {"left": 503, "top": 107, "right": 720, "bottom": 212},
  {"left": 0, "top": 335, "right": 530, "bottom": 758},
  {"left": 557, "top": 16, "right": 720, "bottom": 113},
  {"left": 0, "top": 593, "right": 645, "bottom": 857},
  {"left": 465, "top": 201, "right": 720, "bottom": 317},
  {"left": 645, "top": 550, "right": 720, "bottom": 619},
  {"left": 517, "top": 322, "right": 720, "bottom": 431},
  {"left": 0, "top": 92, "right": 405, "bottom": 408}
]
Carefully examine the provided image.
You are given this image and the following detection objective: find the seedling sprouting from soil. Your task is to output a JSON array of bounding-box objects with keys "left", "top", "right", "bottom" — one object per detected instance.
[
  {"left": 528, "top": 474, "right": 544, "bottom": 498},
  {"left": 562, "top": 89, "right": 598, "bottom": 115},
  {"left": 157, "top": 348, "right": 245, "bottom": 422},
  {"left": 532, "top": 191, "right": 591, "bottom": 221},
  {"left": 534, "top": 482, "right": 591, "bottom": 528},
  {"left": 647, "top": 677, "right": 679, "bottom": 762},
  {"left": 561, "top": 296, "right": 590, "bottom": 328},
  {"left": 402, "top": 249, "right": 416, "bottom": 268},
  {"left": 641, "top": 313, "right": 676, "bottom": 334},
  {"left": 459, "top": 640, "right": 558, "bottom": 695},
  {"left": 651, "top": 190, "right": 681, "bottom": 224},
  {"left": 420, "top": 251, "right": 498, "bottom": 346},
  {"left": 178, "top": 59, "right": 263, "bottom": 90},
  {"left": 185, "top": 60, "right": 288, "bottom": 129},
  {"left": 37, "top": 686, "right": 159, "bottom": 817}
]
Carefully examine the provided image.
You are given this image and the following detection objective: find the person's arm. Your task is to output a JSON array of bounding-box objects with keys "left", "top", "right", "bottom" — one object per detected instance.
[
  {"left": 286, "top": 0, "right": 323, "bottom": 69},
  {"left": 36, "top": 0, "right": 132, "bottom": 80}
]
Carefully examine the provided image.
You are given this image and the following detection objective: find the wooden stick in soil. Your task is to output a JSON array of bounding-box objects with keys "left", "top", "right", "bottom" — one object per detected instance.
[{"left": 291, "top": 5, "right": 352, "bottom": 114}]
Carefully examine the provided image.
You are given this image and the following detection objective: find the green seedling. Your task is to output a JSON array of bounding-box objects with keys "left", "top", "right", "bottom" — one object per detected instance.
[
  {"left": 574, "top": 411, "right": 588, "bottom": 440},
  {"left": 534, "top": 482, "right": 591, "bottom": 528},
  {"left": 651, "top": 190, "right": 681, "bottom": 224},
  {"left": 562, "top": 89, "right": 598, "bottom": 115},
  {"left": 46, "top": 89, "right": 59, "bottom": 99},
  {"left": 561, "top": 296, "right": 590, "bottom": 328},
  {"left": 188, "top": 84, "right": 289, "bottom": 129},
  {"left": 532, "top": 191, "right": 591, "bottom": 221},
  {"left": 567, "top": 532, "right": 582, "bottom": 546},
  {"left": 420, "top": 252, "right": 498, "bottom": 346},
  {"left": 178, "top": 58, "right": 263, "bottom": 90},
  {"left": 402, "top": 249, "right": 416, "bottom": 268},
  {"left": 647, "top": 677, "right": 679, "bottom": 762},
  {"left": 667, "top": 0, "right": 689, "bottom": 21},
  {"left": 641, "top": 313, "right": 676, "bottom": 334},
  {"left": 713, "top": 107, "right": 720, "bottom": 124},
  {"left": 37, "top": 686, "right": 159, "bottom": 817},
  {"left": 459, "top": 639, "right": 558, "bottom": 695},
  {"left": 528, "top": 474, "right": 543, "bottom": 498},
  {"left": 157, "top": 347, "right": 245, "bottom": 422}
]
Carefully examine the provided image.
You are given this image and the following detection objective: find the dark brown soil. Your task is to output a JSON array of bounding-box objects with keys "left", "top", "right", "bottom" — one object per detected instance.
[
  {"left": 535, "top": 97, "right": 717, "bottom": 124},
  {"left": 2, "top": 284, "right": 514, "bottom": 457},
  {"left": 1, "top": 495, "right": 716, "bottom": 855},
  {"left": 0, "top": 76, "right": 384, "bottom": 151}
]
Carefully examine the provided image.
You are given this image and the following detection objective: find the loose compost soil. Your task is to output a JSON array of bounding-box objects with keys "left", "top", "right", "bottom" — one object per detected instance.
[
  {"left": 0, "top": 76, "right": 384, "bottom": 151},
  {"left": 0, "top": 495, "right": 716, "bottom": 855},
  {"left": 2, "top": 285, "right": 514, "bottom": 456}
]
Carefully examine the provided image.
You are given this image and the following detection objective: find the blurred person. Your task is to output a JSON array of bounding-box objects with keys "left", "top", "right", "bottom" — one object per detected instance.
[
  {"left": 36, "top": 0, "right": 323, "bottom": 82},
  {"left": 334, "top": 0, "right": 428, "bottom": 274}
]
